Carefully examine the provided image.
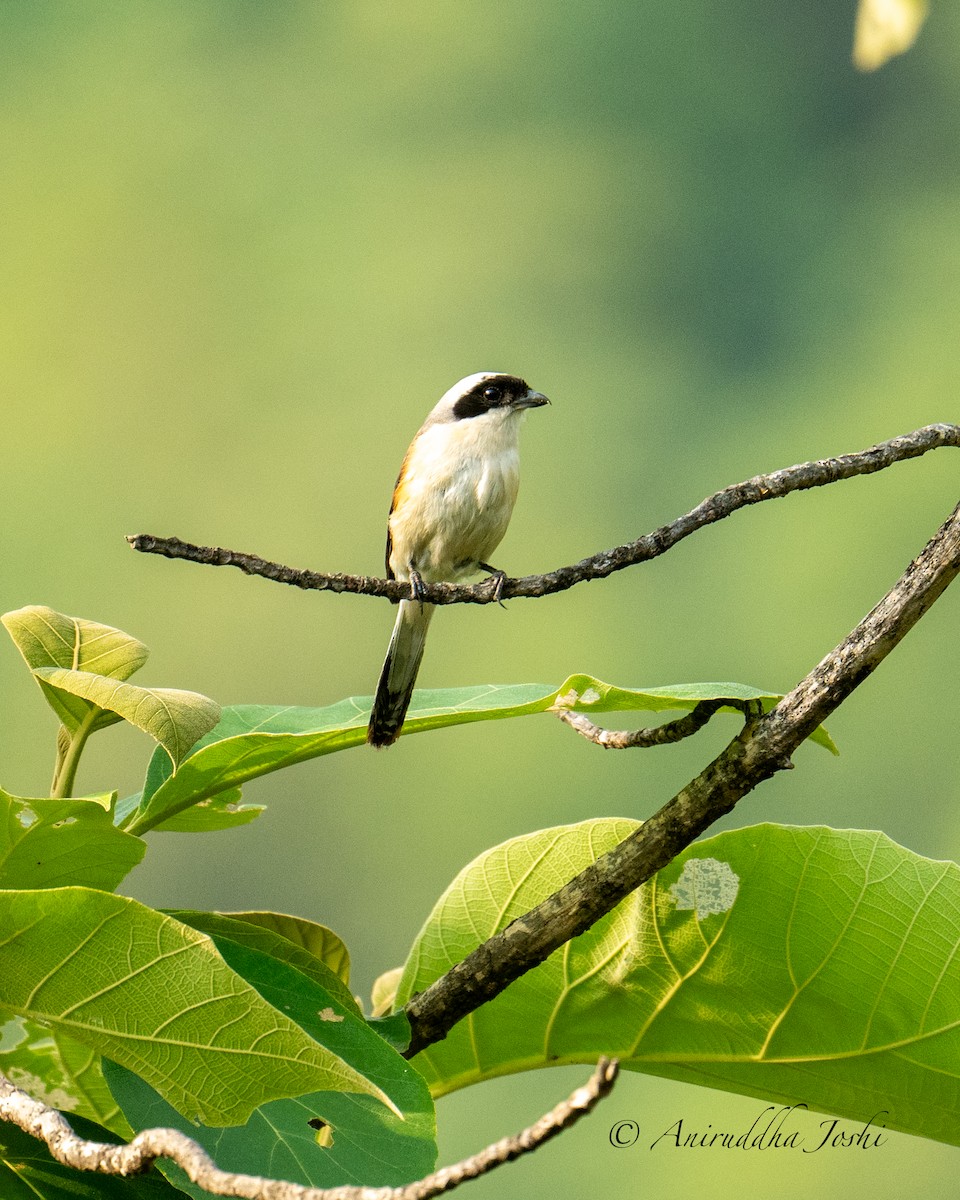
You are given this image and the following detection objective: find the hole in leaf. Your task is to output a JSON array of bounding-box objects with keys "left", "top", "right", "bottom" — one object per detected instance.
[{"left": 308, "top": 1118, "right": 335, "bottom": 1148}]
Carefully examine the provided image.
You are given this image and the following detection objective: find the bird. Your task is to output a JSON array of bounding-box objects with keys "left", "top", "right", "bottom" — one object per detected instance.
[{"left": 367, "top": 372, "right": 550, "bottom": 748}]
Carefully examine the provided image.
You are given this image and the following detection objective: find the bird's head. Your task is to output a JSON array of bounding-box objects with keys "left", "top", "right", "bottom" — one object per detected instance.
[{"left": 430, "top": 372, "right": 550, "bottom": 424}]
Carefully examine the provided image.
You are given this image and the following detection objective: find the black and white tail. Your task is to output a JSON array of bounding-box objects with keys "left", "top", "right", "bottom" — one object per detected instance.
[{"left": 367, "top": 600, "right": 435, "bottom": 747}]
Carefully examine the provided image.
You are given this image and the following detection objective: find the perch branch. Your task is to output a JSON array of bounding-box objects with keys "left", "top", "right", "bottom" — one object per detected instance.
[
  {"left": 0, "top": 1059, "right": 618, "bottom": 1200},
  {"left": 127, "top": 423, "right": 960, "bottom": 604},
  {"left": 402, "top": 500, "right": 960, "bottom": 1056}
]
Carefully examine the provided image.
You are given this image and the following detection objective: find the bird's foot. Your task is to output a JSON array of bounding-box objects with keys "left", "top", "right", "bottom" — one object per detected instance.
[
  {"left": 478, "top": 562, "right": 508, "bottom": 607},
  {"left": 409, "top": 569, "right": 427, "bottom": 611}
]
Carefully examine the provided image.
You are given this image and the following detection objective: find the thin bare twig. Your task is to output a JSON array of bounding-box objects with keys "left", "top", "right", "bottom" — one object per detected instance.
[
  {"left": 554, "top": 697, "right": 750, "bottom": 748},
  {"left": 403, "top": 501, "right": 960, "bottom": 1056},
  {"left": 0, "top": 1059, "right": 619, "bottom": 1200},
  {"left": 127, "top": 423, "right": 960, "bottom": 605}
]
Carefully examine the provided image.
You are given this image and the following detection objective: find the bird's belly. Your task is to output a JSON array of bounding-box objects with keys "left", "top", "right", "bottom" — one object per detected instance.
[{"left": 390, "top": 453, "right": 519, "bottom": 582}]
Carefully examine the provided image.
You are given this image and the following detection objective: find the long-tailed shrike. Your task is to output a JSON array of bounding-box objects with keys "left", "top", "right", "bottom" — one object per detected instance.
[{"left": 367, "top": 372, "right": 550, "bottom": 747}]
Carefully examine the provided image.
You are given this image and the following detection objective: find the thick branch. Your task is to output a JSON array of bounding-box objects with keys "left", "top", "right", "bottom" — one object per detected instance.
[
  {"left": 403, "top": 501, "right": 960, "bottom": 1056},
  {"left": 0, "top": 1060, "right": 618, "bottom": 1200},
  {"left": 127, "top": 423, "right": 960, "bottom": 604}
]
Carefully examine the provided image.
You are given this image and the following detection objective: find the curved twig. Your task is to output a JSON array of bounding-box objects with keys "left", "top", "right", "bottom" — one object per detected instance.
[
  {"left": 554, "top": 697, "right": 754, "bottom": 748},
  {"left": 0, "top": 1059, "right": 619, "bottom": 1200},
  {"left": 127, "top": 423, "right": 960, "bottom": 604}
]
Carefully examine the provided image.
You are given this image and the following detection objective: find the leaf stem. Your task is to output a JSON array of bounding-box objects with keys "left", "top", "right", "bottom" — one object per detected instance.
[{"left": 51, "top": 709, "right": 100, "bottom": 799}]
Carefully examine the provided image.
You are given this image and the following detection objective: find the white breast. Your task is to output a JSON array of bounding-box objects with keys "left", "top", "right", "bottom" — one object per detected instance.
[{"left": 388, "top": 408, "right": 524, "bottom": 582}]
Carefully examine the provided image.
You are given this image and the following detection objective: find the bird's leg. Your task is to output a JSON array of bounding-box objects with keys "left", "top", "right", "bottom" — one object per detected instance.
[
  {"left": 478, "top": 562, "right": 508, "bottom": 607},
  {"left": 408, "top": 569, "right": 427, "bottom": 612}
]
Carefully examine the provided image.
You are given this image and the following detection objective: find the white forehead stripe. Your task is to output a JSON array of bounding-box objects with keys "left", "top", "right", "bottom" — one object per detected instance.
[{"left": 438, "top": 372, "right": 509, "bottom": 407}]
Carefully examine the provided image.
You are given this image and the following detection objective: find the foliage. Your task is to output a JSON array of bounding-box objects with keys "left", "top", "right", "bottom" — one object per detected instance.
[
  {"left": 398, "top": 821, "right": 960, "bottom": 1144},
  {"left": 0, "top": 605, "right": 956, "bottom": 1197}
]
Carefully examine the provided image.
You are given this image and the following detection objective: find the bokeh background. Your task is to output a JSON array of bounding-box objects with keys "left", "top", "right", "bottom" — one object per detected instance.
[{"left": 2, "top": 3, "right": 959, "bottom": 1196}]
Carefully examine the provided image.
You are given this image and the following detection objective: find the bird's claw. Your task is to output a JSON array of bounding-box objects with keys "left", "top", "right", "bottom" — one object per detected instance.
[
  {"left": 409, "top": 569, "right": 427, "bottom": 611},
  {"left": 479, "top": 563, "right": 508, "bottom": 608}
]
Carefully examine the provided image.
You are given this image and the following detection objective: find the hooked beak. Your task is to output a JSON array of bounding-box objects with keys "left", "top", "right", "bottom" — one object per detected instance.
[{"left": 514, "top": 389, "right": 550, "bottom": 410}]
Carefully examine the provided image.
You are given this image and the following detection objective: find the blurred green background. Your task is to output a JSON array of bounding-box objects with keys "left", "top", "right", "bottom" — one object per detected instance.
[{"left": 2, "top": 2, "right": 959, "bottom": 1196}]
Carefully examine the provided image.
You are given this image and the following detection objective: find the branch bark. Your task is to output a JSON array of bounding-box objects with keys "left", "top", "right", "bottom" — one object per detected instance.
[
  {"left": 0, "top": 1060, "right": 618, "bottom": 1200},
  {"left": 127, "top": 423, "right": 960, "bottom": 605},
  {"left": 402, "top": 500, "right": 960, "bottom": 1056}
]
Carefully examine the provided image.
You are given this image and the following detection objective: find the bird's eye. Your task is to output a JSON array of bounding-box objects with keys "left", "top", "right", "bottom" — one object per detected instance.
[{"left": 483, "top": 385, "right": 503, "bottom": 402}]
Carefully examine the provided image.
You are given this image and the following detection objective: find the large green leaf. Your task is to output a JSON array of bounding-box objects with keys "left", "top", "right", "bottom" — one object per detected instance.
[
  {"left": 0, "top": 1112, "right": 187, "bottom": 1200},
  {"left": 105, "top": 935, "right": 437, "bottom": 1196},
  {"left": 0, "top": 888, "right": 393, "bottom": 1126},
  {"left": 2, "top": 607, "right": 149, "bottom": 733},
  {"left": 0, "top": 607, "right": 149, "bottom": 679},
  {"left": 33, "top": 668, "right": 220, "bottom": 770},
  {"left": 127, "top": 678, "right": 834, "bottom": 834},
  {"left": 0, "top": 789, "right": 144, "bottom": 891},
  {"left": 395, "top": 821, "right": 960, "bottom": 1146},
  {"left": 166, "top": 911, "right": 357, "bottom": 1012}
]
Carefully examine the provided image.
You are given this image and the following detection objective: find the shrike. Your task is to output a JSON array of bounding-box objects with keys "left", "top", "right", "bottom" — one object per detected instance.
[{"left": 367, "top": 372, "right": 550, "bottom": 747}]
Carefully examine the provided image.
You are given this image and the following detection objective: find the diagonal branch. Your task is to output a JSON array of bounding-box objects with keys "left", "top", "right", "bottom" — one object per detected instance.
[
  {"left": 127, "top": 423, "right": 960, "bottom": 604},
  {"left": 402, "top": 500, "right": 960, "bottom": 1057},
  {"left": 0, "top": 1059, "right": 618, "bottom": 1200}
]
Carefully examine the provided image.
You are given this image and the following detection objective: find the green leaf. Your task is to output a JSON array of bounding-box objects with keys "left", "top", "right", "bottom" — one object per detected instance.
[
  {"left": 105, "top": 935, "right": 437, "bottom": 1195},
  {"left": 53, "top": 1032, "right": 133, "bottom": 1135},
  {"left": 0, "top": 789, "right": 144, "bottom": 890},
  {"left": 0, "top": 606, "right": 149, "bottom": 680},
  {"left": 0, "top": 888, "right": 394, "bottom": 1126},
  {"left": 368, "top": 1010, "right": 412, "bottom": 1054},
  {"left": 167, "top": 911, "right": 357, "bottom": 1011},
  {"left": 127, "top": 678, "right": 833, "bottom": 833},
  {"left": 33, "top": 668, "right": 221, "bottom": 770},
  {"left": 2, "top": 607, "right": 149, "bottom": 733},
  {"left": 136, "top": 748, "right": 267, "bottom": 832},
  {"left": 0, "top": 1012, "right": 129, "bottom": 1135},
  {"left": 151, "top": 790, "right": 265, "bottom": 833},
  {"left": 224, "top": 911, "right": 351, "bottom": 985},
  {"left": 396, "top": 821, "right": 960, "bottom": 1146}
]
